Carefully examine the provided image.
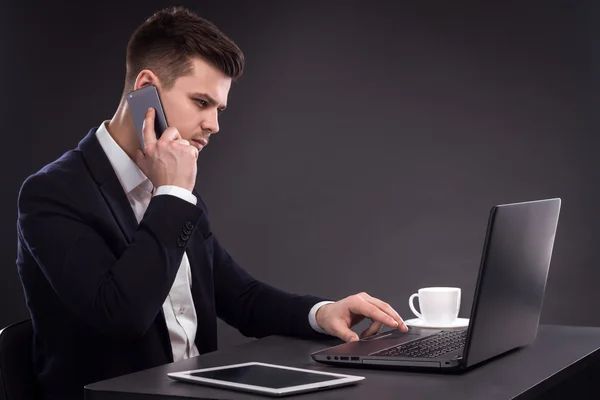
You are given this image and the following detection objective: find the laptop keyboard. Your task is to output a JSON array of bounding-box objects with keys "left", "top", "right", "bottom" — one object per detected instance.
[{"left": 372, "top": 330, "right": 467, "bottom": 358}]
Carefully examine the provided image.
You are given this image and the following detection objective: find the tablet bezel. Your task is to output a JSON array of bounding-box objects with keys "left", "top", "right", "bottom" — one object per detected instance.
[{"left": 167, "top": 361, "right": 365, "bottom": 396}]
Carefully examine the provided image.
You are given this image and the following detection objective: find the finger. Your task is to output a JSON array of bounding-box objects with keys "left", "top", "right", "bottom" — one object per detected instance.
[
  {"left": 142, "top": 108, "right": 158, "bottom": 148},
  {"left": 350, "top": 296, "right": 400, "bottom": 330},
  {"left": 161, "top": 127, "right": 182, "bottom": 141},
  {"left": 360, "top": 320, "right": 383, "bottom": 339},
  {"left": 329, "top": 320, "right": 359, "bottom": 343},
  {"left": 134, "top": 149, "right": 148, "bottom": 172},
  {"left": 189, "top": 145, "right": 199, "bottom": 160},
  {"left": 359, "top": 293, "right": 408, "bottom": 331},
  {"left": 174, "top": 139, "right": 191, "bottom": 147}
]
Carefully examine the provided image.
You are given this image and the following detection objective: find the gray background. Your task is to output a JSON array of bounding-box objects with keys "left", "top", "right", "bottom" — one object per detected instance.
[{"left": 1, "top": 0, "right": 599, "bottom": 349}]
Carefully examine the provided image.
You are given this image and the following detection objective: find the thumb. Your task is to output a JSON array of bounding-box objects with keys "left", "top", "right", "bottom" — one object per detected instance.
[{"left": 330, "top": 321, "right": 359, "bottom": 343}]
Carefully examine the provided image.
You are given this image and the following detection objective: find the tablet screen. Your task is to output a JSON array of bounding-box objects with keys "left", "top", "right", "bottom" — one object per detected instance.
[{"left": 190, "top": 364, "right": 343, "bottom": 389}]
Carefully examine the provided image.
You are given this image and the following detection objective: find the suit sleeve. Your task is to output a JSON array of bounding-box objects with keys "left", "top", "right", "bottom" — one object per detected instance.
[
  {"left": 17, "top": 173, "right": 203, "bottom": 339},
  {"left": 211, "top": 234, "right": 331, "bottom": 339}
]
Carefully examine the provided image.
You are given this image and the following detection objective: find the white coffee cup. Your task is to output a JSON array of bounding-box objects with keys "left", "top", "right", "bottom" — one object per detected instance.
[{"left": 408, "top": 287, "right": 461, "bottom": 326}]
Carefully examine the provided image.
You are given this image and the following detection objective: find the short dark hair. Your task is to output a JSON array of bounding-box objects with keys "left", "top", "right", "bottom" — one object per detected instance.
[{"left": 123, "top": 6, "right": 244, "bottom": 94}]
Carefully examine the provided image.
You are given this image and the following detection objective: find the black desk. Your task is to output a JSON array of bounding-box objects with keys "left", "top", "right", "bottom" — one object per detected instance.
[{"left": 85, "top": 325, "right": 600, "bottom": 400}]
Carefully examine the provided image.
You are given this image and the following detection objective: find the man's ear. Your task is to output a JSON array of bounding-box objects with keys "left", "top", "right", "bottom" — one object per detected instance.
[{"left": 134, "top": 69, "right": 159, "bottom": 91}]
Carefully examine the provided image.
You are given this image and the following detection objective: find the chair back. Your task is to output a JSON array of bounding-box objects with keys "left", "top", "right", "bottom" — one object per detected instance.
[{"left": 0, "top": 319, "right": 37, "bottom": 400}]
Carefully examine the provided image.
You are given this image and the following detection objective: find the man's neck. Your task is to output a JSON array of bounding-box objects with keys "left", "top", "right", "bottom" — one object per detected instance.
[{"left": 106, "top": 101, "right": 139, "bottom": 161}]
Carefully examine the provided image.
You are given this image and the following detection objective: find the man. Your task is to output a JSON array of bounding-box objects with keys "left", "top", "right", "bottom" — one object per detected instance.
[{"left": 16, "top": 7, "right": 407, "bottom": 400}]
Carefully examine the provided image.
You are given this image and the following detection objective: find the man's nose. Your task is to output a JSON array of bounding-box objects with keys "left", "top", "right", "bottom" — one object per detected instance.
[{"left": 202, "top": 109, "right": 219, "bottom": 135}]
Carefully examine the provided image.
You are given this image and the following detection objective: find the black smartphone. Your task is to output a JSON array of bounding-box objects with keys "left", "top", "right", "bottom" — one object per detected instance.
[{"left": 126, "top": 85, "right": 169, "bottom": 152}]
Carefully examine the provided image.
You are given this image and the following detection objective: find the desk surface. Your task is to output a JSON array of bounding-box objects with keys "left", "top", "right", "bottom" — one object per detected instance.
[{"left": 85, "top": 325, "right": 600, "bottom": 400}]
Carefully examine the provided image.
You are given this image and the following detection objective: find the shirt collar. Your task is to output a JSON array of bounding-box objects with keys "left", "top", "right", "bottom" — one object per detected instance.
[{"left": 95, "top": 121, "right": 148, "bottom": 195}]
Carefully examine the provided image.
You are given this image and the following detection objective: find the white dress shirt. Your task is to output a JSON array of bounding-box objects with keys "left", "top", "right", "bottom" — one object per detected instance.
[{"left": 95, "top": 121, "right": 332, "bottom": 360}]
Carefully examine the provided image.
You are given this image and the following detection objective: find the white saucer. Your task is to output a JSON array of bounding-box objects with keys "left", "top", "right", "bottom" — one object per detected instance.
[{"left": 404, "top": 317, "right": 469, "bottom": 329}]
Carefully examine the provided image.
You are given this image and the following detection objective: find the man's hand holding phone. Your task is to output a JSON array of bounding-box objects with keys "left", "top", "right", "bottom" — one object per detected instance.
[{"left": 135, "top": 108, "right": 198, "bottom": 192}]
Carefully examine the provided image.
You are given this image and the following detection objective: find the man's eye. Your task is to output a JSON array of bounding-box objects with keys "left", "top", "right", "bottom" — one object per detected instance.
[{"left": 195, "top": 99, "right": 207, "bottom": 107}]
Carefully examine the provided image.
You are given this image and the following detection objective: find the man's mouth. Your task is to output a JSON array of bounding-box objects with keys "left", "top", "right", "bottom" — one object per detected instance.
[{"left": 191, "top": 139, "right": 208, "bottom": 150}]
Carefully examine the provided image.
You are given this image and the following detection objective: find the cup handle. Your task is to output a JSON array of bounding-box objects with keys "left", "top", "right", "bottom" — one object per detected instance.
[{"left": 409, "top": 293, "right": 422, "bottom": 319}]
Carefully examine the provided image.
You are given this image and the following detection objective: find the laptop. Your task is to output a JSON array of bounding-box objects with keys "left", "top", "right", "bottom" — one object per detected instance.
[{"left": 311, "top": 198, "right": 561, "bottom": 371}]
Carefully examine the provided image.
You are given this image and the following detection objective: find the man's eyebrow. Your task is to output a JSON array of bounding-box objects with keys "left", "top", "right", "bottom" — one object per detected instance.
[{"left": 190, "top": 92, "right": 227, "bottom": 110}]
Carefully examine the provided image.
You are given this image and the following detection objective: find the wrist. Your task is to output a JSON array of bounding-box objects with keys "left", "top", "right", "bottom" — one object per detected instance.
[{"left": 315, "top": 303, "right": 331, "bottom": 329}]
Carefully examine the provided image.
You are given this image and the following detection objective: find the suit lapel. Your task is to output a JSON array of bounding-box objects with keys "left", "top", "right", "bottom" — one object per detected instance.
[
  {"left": 99, "top": 178, "right": 138, "bottom": 243},
  {"left": 78, "top": 128, "right": 138, "bottom": 243}
]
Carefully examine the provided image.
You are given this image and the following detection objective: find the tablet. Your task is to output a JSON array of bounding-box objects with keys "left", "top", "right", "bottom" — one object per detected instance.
[{"left": 167, "top": 362, "right": 365, "bottom": 397}]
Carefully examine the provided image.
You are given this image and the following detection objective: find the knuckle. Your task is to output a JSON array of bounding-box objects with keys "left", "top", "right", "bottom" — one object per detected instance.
[{"left": 163, "top": 127, "right": 175, "bottom": 136}]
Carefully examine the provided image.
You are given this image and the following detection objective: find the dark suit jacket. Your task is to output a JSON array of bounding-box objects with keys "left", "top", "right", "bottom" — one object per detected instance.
[{"left": 16, "top": 128, "right": 328, "bottom": 400}]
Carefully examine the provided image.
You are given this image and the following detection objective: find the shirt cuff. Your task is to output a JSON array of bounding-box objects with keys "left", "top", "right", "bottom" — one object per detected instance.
[
  {"left": 153, "top": 185, "right": 197, "bottom": 206},
  {"left": 308, "top": 301, "right": 335, "bottom": 334}
]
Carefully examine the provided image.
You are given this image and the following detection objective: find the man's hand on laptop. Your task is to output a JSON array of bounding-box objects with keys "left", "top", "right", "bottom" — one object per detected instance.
[{"left": 315, "top": 292, "right": 408, "bottom": 342}]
